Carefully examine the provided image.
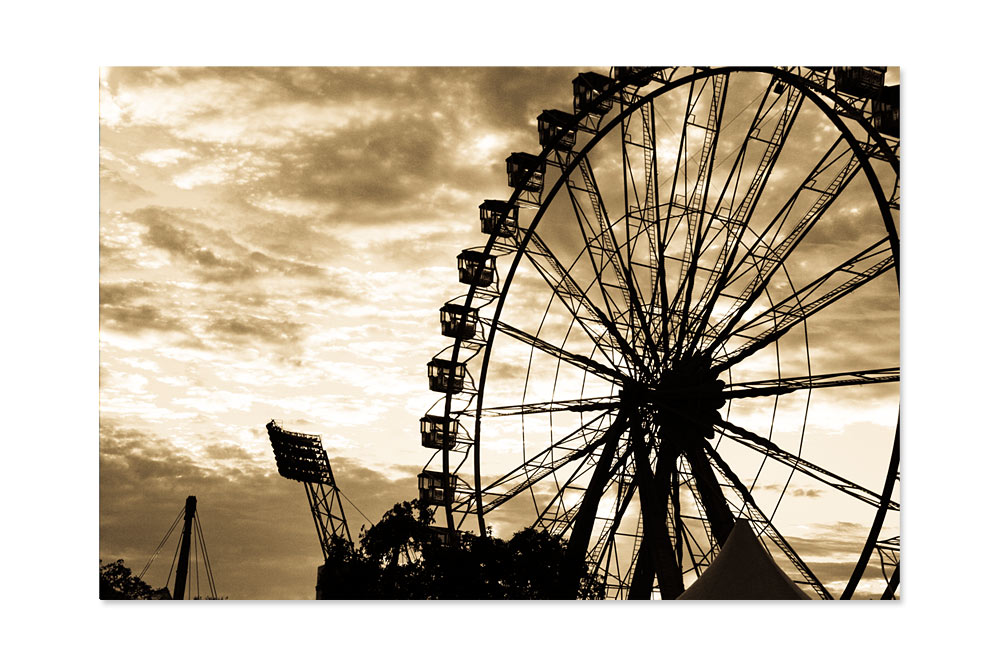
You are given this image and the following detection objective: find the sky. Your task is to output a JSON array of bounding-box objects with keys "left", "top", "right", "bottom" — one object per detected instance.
[
  {"left": 98, "top": 66, "right": 900, "bottom": 600},
  {"left": 99, "top": 66, "right": 603, "bottom": 599}
]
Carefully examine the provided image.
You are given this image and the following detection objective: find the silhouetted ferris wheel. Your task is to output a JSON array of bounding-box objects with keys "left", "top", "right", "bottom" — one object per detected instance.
[{"left": 419, "top": 67, "right": 899, "bottom": 599}]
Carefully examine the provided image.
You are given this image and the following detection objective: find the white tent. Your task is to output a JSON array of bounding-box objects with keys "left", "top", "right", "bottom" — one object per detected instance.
[{"left": 678, "top": 519, "right": 810, "bottom": 600}]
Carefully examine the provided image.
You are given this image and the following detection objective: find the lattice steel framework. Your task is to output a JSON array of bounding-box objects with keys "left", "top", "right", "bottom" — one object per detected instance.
[
  {"left": 266, "top": 419, "right": 352, "bottom": 560},
  {"left": 420, "top": 67, "right": 900, "bottom": 600}
]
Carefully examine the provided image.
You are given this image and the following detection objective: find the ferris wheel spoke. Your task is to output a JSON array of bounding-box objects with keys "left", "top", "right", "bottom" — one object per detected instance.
[
  {"left": 711, "top": 237, "right": 894, "bottom": 371},
  {"left": 717, "top": 419, "right": 899, "bottom": 510},
  {"left": 651, "top": 81, "right": 698, "bottom": 354},
  {"left": 485, "top": 317, "right": 628, "bottom": 385},
  {"left": 681, "top": 80, "right": 805, "bottom": 356},
  {"left": 523, "top": 230, "right": 649, "bottom": 376},
  {"left": 533, "top": 426, "right": 635, "bottom": 539},
  {"left": 558, "top": 155, "right": 630, "bottom": 328},
  {"left": 669, "top": 73, "right": 730, "bottom": 362},
  {"left": 620, "top": 97, "right": 662, "bottom": 345},
  {"left": 478, "top": 409, "right": 616, "bottom": 515},
  {"left": 703, "top": 137, "right": 864, "bottom": 351},
  {"left": 463, "top": 396, "right": 620, "bottom": 419},
  {"left": 723, "top": 367, "right": 899, "bottom": 399},
  {"left": 559, "top": 152, "right": 659, "bottom": 365}
]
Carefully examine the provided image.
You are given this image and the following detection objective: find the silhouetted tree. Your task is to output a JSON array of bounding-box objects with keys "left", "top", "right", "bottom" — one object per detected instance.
[
  {"left": 99, "top": 559, "right": 170, "bottom": 600},
  {"left": 318, "top": 499, "right": 604, "bottom": 599}
]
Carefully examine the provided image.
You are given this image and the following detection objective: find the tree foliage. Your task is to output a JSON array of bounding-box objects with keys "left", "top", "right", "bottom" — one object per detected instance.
[
  {"left": 99, "top": 559, "right": 171, "bottom": 600},
  {"left": 317, "top": 499, "right": 604, "bottom": 600}
]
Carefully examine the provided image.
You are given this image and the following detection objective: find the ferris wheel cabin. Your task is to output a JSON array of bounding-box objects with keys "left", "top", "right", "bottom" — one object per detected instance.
[
  {"left": 419, "top": 415, "right": 459, "bottom": 450},
  {"left": 612, "top": 66, "right": 654, "bottom": 86},
  {"left": 418, "top": 471, "right": 458, "bottom": 505},
  {"left": 457, "top": 249, "right": 496, "bottom": 287},
  {"left": 440, "top": 302, "right": 478, "bottom": 340},
  {"left": 537, "top": 109, "right": 578, "bottom": 151},
  {"left": 834, "top": 66, "right": 887, "bottom": 98},
  {"left": 872, "top": 84, "right": 900, "bottom": 138},
  {"left": 427, "top": 358, "right": 466, "bottom": 394},
  {"left": 479, "top": 199, "right": 519, "bottom": 238},
  {"left": 573, "top": 72, "right": 614, "bottom": 117},
  {"left": 506, "top": 152, "right": 545, "bottom": 192}
]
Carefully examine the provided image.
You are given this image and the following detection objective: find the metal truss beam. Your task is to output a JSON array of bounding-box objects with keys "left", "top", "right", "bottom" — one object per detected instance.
[
  {"left": 713, "top": 237, "right": 894, "bottom": 371},
  {"left": 722, "top": 367, "right": 899, "bottom": 399},
  {"left": 484, "top": 317, "right": 628, "bottom": 385}
]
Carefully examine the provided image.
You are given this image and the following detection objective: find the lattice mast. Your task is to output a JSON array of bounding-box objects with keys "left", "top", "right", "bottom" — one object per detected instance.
[{"left": 265, "top": 420, "right": 352, "bottom": 560}]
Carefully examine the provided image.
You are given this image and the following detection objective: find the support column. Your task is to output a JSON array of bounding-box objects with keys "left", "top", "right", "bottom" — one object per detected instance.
[{"left": 172, "top": 495, "right": 196, "bottom": 600}]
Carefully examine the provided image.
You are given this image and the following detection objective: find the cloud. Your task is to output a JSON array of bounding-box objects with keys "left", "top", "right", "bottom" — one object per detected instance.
[
  {"left": 754, "top": 483, "right": 824, "bottom": 498},
  {"left": 206, "top": 315, "right": 305, "bottom": 346},
  {"left": 138, "top": 147, "right": 196, "bottom": 167}
]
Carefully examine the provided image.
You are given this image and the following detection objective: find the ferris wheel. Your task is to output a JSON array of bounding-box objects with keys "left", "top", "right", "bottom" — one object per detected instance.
[{"left": 419, "top": 67, "right": 899, "bottom": 600}]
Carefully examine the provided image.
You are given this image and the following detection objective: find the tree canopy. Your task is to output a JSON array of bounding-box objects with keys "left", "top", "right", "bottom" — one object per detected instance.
[
  {"left": 317, "top": 499, "right": 603, "bottom": 600},
  {"left": 99, "top": 559, "right": 171, "bottom": 600}
]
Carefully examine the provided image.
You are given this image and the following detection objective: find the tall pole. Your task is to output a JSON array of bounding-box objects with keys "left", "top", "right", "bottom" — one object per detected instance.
[{"left": 173, "top": 496, "right": 197, "bottom": 600}]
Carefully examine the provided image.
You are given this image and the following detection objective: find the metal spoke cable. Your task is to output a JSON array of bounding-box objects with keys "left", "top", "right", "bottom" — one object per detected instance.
[{"left": 768, "top": 318, "right": 813, "bottom": 523}]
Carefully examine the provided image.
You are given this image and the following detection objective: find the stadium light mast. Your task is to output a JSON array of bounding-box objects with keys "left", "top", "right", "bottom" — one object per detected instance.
[{"left": 265, "top": 420, "right": 352, "bottom": 560}]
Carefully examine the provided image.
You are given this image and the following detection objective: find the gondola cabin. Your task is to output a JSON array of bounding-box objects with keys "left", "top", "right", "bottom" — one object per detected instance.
[
  {"left": 506, "top": 152, "right": 545, "bottom": 192},
  {"left": 573, "top": 72, "right": 614, "bottom": 117},
  {"left": 427, "top": 358, "right": 466, "bottom": 394},
  {"left": 612, "top": 66, "right": 653, "bottom": 86},
  {"left": 872, "top": 84, "right": 900, "bottom": 138},
  {"left": 457, "top": 249, "right": 496, "bottom": 287},
  {"left": 420, "top": 415, "right": 459, "bottom": 450},
  {"left": 440, "top": 303, "right": 478, "bottom": 340},
  {"left": 418, "top": 471, "right": 458, "bottom": 505},
  {"left": 479, "top": 200, "right": 518, "bottom": 238},
  {"left": 834, "top": 66, "right": 887, "bottom": 98},
  {"left": 537, "top": 109, "right": 578, "bottom": 151}
]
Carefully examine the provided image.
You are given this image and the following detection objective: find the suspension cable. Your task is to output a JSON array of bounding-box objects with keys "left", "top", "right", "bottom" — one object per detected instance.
[
  {"left": 138, "top": 508, "right": 183, "bottom": 581},
  {"left": 164, "top": 527, "right": 183, "bottom": 594},
  {"left": 339, "top": 490, "right": 373, "bottom": 526},
  {"left": 194, "top": 512, "right": 218, "bottom": 598}
]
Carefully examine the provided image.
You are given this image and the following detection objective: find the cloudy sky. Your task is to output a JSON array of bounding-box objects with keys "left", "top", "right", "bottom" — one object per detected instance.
[
  {"left": 98, "top": 66, "right": 903, "bottom": 600},
  {"left": 99, "top": 66, "right": 608, "bottom": 599}
]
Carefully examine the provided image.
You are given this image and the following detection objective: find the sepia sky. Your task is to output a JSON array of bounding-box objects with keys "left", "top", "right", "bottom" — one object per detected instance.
[{"left": 100, "top": 66, "right": 614, "bottom": 598}]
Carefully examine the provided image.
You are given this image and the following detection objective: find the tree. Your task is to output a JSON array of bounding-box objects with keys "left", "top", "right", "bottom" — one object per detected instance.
[
  {"left": 99, "top": 559, "right": 171, "bottom": 600},
  {"left": 317, "top": 499, "right": 604, "bottom": 600}
]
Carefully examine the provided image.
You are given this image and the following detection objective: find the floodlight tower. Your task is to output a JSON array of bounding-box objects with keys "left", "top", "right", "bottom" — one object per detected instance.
[{"left": 265, "top": 420, "right": 352, "bottom": 560}]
